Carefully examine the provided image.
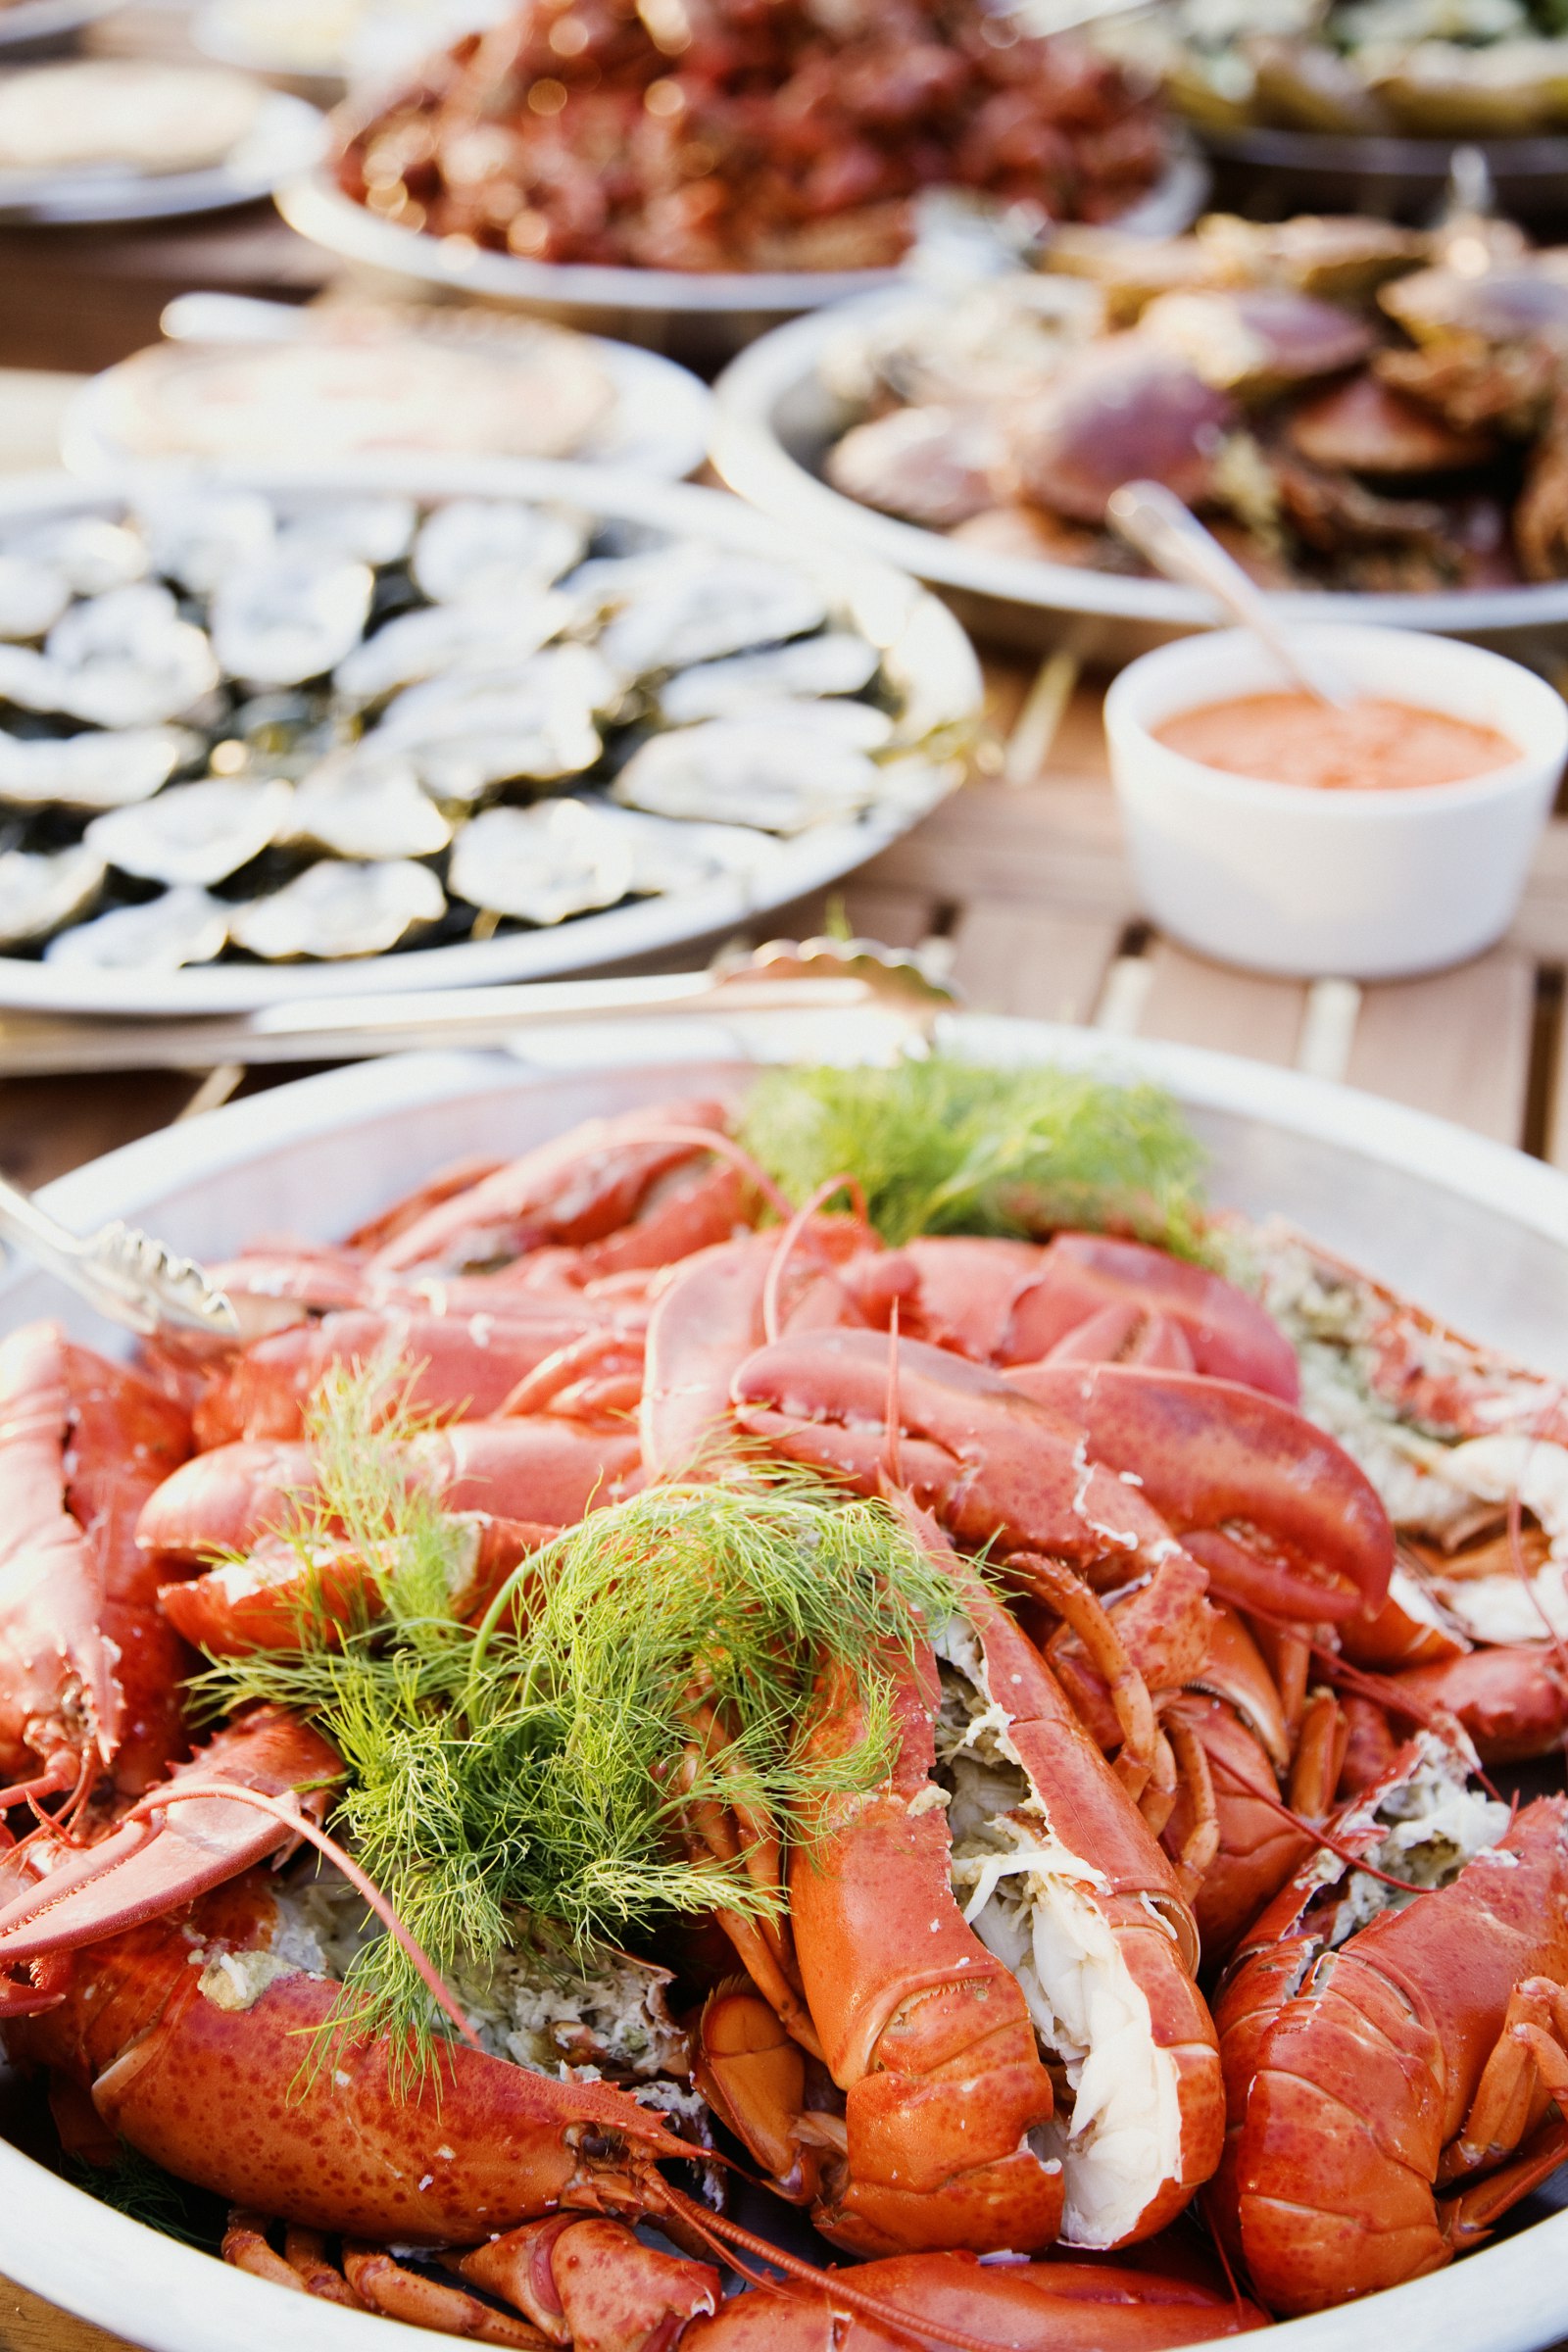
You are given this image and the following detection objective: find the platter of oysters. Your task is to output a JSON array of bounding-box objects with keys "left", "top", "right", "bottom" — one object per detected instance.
[{"left": 0, "top": 458, "right": 979, "bottom": 1013}]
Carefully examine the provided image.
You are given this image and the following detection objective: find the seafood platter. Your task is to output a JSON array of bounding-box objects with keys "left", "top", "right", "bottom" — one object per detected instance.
[
  {"left": 711, "top": 202, "right": 1568, "bottom": 660},
  {"left": 1090, "top": 0, "right": 1568, "bottom": 220},
  {"left": 59, "top": 303, "right": 713, "bottom": 484},
  {"left": 0, "top": 458, "right": 979, "bottom": 1014},
  {"left": 4, "top": 1021, "right": 1568, "bottom": 2352},
  {"left": 276, "top": 0, "right": 1205, "bottom": 360},
  {"left": 0, "top": 58, "right": 325, "bottom": 225}
]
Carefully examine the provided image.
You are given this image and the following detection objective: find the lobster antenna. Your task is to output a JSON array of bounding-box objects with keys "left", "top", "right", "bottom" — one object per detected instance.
[
  {"left": 760, "top": 1170, "right": 867, "bottom": 1345},
  {"left": 649, "top": 2179, "right": 1014, "bottom": 2352},
  {"left": 882, "top": 1299, "right": 906, "bottom": 1490},
  {"left": 601, "top": 1121, "right": 797, "bottom": 1224},
  {"left": 1202, "top": 1747, "right": 1429, "bottom": 1895},
  {"left": 1502, "top": 1386, "right": 1568, "bottom": 1741},
  {"left": 1310, "top": 1648, "right": 1504, "bottom": 1803},
  {"left": 127, "top": 1782, "right": 485, "bottom": 2053}
]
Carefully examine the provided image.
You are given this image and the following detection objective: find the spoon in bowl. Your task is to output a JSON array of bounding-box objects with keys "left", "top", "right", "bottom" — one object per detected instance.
[{"left": 1106, "top": 479, "right": 1356, "bottom": 710}]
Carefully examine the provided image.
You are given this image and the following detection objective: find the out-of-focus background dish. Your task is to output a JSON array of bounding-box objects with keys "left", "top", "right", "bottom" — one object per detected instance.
[
  {"left": 0, "top": 459, "right": 979, "bottom": 1012},
  {"left": 0, "top": 54, "right": 324, "bottom": 221},
  {"left": 60, "top": 295, "right": 713, "bottom": 477},
  {"left": 273, "top": 0, "right": 1205, "bottom": 360},
  {"left": 1093, "top": 0, "right": 1568, "bottom": 219},
  {"left": 0, "top": 0, "right": 122, "bottom": 55},
  {"left": 710, "top": 202, "right": 1568, "bottom": 659}
]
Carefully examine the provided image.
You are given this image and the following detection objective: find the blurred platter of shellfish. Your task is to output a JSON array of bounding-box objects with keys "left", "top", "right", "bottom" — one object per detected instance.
[{"left": 710, "top": 200, "right": 1568, "bottom": 657}]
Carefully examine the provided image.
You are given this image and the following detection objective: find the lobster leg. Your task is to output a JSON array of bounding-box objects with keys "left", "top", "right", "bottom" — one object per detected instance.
[{"left": 344, "top": 2247, "right": 544, "bottom": 2344}]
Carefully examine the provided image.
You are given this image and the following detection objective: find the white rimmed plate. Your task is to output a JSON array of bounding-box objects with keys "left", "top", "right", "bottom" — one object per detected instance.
[
  {"left": 0, "top": 453, "right": 980, "bottom": 1015},
  {"left": 0, "top": 84, "right": 326, "bottom": 225},
  {"left": 2, "top": 1018, "right": 1568, "bottom": 2349}
]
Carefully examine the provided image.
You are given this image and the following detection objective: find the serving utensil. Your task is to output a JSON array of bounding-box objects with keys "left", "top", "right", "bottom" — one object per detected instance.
[
  {"left": 1106, "top": 480, "right": 1356, "bottom": 710},
  {"left": 0, "top": 1168, "right": 259, "bottom": 1343},
  {"left": 0, "top": 939, "right": 953, "bottom": 1079}
]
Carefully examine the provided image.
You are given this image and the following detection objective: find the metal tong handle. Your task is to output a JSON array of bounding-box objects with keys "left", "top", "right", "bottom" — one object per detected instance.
[
  {"left": 1106, "top": 479, "right": 1356, "bottom": 710},
  {"left": 0, "top": 1167, "right": 245, "bottom": 1341}
]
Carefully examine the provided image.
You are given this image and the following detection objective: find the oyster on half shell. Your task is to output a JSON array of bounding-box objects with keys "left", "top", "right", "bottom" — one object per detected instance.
[
  {"left": 596, "top": 552, "right": 829, "bottom": 677},
  {"left": 379, "top": 644, "right": 612, "bottom": 802},
  {"left": 135, "top": 489, "right": 275, "bottom": 597},
  {"left": 212, "top": 554, "right": 374, "bottom": 688},
  {"left": 0, "top": 842, "right": 105, "bottom": 948},
  {"left": 1, "top": 516, "right": 147, "bottom": 598},
  {"left": 333, "top": 593, "right": 573, "bottom": 704},
  {"left": 0, "top": 557, "right": 70, "bottom": 645},
  {"left": 659, "top": 632, "right": 882, "bottom": 724},
  {"left": 45, "top": 585, "right": 220, "bottom": 729},
  {"left": 447, "top": 800, "right": 637, "bottom": 928},
  {"left": 413, "top": 501, "right": 589, "bottom": 605},
  {"left": 290, "top": 748, "right": 453, "bottom": 859},
  {"left": 86, "top": 773, "right": 294, "bottom": 887},
  {"left": 227, "top": 858, "right": 445, "bottom": 960},
  {"left": 43, "top": 885, "right": 229, "bottom": 972},
  {"left": 612, "top": 717, "right": 882, "bottom": 834},
  {"left": 0, "top": 725, "right": 192, "bottom": 811}
]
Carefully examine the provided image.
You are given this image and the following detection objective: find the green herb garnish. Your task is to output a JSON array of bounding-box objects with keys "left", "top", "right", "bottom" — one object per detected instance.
[
  {"left": 197, "top": 1369, "right": 965, "bottom": 2066},
  {"left": 738, "top": 1052, "right": 1209, "bottom": 1254}
]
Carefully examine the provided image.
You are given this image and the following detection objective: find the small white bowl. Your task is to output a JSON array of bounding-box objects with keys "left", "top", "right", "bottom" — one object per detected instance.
[{"left": 1102, "top": 623, "right": 1568, "bottom": 979}]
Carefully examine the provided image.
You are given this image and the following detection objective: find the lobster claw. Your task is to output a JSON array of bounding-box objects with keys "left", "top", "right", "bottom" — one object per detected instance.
[
  {"left": 0, "top": 1708, "right": 341, "bottom": 1970},
  {"left": 1001, "top": 1360, "right": 1395, "bottom": 1621}
]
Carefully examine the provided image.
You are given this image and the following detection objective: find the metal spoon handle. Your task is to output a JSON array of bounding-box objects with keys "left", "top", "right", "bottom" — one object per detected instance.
[{"left": 1106, "top": 479, "right": 1354, "bottom": 710}]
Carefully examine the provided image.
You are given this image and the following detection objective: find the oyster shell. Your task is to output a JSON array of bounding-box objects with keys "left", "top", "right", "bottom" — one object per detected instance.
[
  {"left": 46, "top": 585, "right": 220, "bottom": 728},
  {"left": 447, "top": 800, "right": 635, "bottom": 927},
  {"left": 135, "top": 489, "right": 275, "bottom": 596},
  {"left": 717, "top": 697, "right": 895, "bottom": 751},
  {"left": 379, "top": 644, "right": 612, "bottom": 801},
  {"left": 0, "top": 724, "right": 190, "bottom": 810},
  {"left": 334, "top": 593, "right": 573, "bottom": 703},
  {"left": 0, "top": 842, "right": 105, "bottom": 947},
  {"left": 290, "top": 747, "right": 453, "bottom": 858},
  {"left": 596, "top": 552, "right": 829, "bottom": 676},
  {"left": 612, "top": 717, "right": 881, "bottom": 833},
  {"left": 227, "top": 858, "right": 445, "bottom": 960},
  {"left": 43, "top": 884, "right": 229, "bottom": 972},
  {"left": 211, "top": 555, "right": 374, "bottom": 687},
  {"left": 0, "top": 643, "right": 72, "bottom": 714},
  {"left": 277, "top": 496, "right": 418, "bottom": 568},
  {"left": 1, "top": 516, "right": 146, "bottom": 597},
  {"left": 659, "top": 633, "right": 881, "bottom": 723},
  {"left": 563, "top": 797, "right": 781, "bottom": 895},
  {"left": 0, "top": 556, "right": 70, "bottom": 644},
  {"left": 413, "top": 501, "right": 588, "bottom": 605},
  {"left": 87, "top": 773, "right": 294, "bottom": 887}
]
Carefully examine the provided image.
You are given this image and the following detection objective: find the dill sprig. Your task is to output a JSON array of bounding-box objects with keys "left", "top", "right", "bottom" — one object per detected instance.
[
  {"left": 196, "top": 1374, "right": 965, "bottom": 2065},
  {"left": 737, "top": 1053, "right": 1209, "bottom": 1256},
  {"left": 67, "top": 2145, "right": 224, "bottom": 2250}
]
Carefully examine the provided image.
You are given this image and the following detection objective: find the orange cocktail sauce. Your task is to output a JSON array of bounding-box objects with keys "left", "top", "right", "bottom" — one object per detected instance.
[{"left": 1152, "top": 692, "right": 1518, "bottom": 791}]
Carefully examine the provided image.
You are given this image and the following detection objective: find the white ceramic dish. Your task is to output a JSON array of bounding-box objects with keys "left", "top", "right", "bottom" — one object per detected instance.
[
  {"left": 59, "top": 331, "right": 713, "bottom": 483},
  {"left": 1103, "top": 624, "right": 1568, "bottom": 980},
  {"left": 274, "top": 150, "right": 1208, "bottom": 367},
  {"left": 710, "top": 291, "right": 1568, "bottom": 666},
  {"left": 0, "top": 453, "right": 980, "bottom": 1016},
  {"left": 0, "top": 86, "right": 325, "bottom": 224},
  {"left": 4, "top": 1018, "right": 1568, "bottom": 2351}
]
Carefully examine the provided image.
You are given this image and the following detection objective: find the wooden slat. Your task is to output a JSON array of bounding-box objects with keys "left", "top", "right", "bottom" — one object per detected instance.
[
  {"left": 1045, "top": 673, "right": 1111, "bottom": 779},
  {"left": 1346, "top": 950, "right": 1536, "bottom": 1145},
  {"left": 0, "top": 2279, "right": 133, "bottom": 2352},
  {"left": 949, "top": 901, "right": 1121, "bottom": 1024},
  {"left": 1135, "top": 942, "right": 1307, "bottom": 1065},
  {"left": 838, "top": 883, "right": 941, "bottom": 950},
  {"left": 864, "top": 781, "right": 1133, "bottom": 921}
]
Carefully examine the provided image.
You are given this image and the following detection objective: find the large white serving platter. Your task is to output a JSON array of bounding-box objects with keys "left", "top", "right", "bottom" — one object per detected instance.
[
  {"left": 0, "top": 454, "right": 980, "bottom": 1015},
  {"left": 3, "top": 1016, "right": 1568, "bottom": 2352},
  {"left": 710, "top": 291, "right": 1568, "bottom": 666},
  {"left": 274, "top": 148, "right": 1208, "bottom": 364},
  {"left": 0, "top": 88, "right": 326, "bottom": 224}
]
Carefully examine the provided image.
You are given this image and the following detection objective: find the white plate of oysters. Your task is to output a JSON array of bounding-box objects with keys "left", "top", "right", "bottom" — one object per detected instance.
[{"left": 0, "top": 457, "right": 981, "bottom": 1015}]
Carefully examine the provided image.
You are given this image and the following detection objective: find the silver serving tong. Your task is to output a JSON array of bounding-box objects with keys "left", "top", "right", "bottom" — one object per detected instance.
[
  {"left": 0, "top": 936, "right": 952, "bottom": 1078},
  {"left": 0, "top": 940, "right": 953, "bottom": 1340}
]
